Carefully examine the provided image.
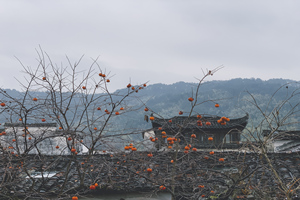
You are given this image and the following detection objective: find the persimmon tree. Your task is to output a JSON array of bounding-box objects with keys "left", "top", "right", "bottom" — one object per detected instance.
[
  {"left": 0, "top": 49, "right": 147, "bottom": 199},
  {"left": 131, "top": 67, "right": 260, "bottom": 200},
  {"left": 130, "top": 70, "right": 300, "bottom": 200}
]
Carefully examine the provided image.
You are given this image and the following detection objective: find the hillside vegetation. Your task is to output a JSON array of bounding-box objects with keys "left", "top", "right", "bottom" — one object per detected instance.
[{"left": 1, "top": 78, "right": 300, "bottom": 141}]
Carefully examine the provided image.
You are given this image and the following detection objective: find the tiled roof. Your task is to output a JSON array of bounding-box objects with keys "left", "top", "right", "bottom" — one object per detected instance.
[
  {"left": 151, "top": 113, "right": 248, "bottom": 130},
  {"left": 4, "top": 123, "right": 57, "bottom": 127}
]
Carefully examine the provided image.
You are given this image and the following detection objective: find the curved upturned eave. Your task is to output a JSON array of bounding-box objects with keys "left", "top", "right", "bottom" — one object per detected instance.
[{"left": 151, "top": 113, "right": 248, "bottom": 131}]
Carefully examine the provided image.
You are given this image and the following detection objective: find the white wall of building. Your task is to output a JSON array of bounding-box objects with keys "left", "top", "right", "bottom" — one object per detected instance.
[
  {"left": 0, "top": 124, "right": 84, "bottom": 155},
  {"left": 141, "top": 130, "right": 156, "bottom": 151}
]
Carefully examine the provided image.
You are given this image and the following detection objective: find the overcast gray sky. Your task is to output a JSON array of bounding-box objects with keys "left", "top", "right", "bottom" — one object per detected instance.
[{"left": 1, "top": 0, "right": 300, "bottom": 91}]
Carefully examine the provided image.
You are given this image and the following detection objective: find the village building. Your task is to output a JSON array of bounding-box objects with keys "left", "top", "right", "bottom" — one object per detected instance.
[
  {"left": 0, "top": 123, "right": 87, "bottom": 155},
  {"left": 148, "top": 113, "right": 249, "bottom": 149}
]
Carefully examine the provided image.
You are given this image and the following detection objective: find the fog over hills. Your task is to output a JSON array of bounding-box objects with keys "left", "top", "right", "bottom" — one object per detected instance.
[{"left": 1, "top": 78, "right": 300, "bottom": 142}]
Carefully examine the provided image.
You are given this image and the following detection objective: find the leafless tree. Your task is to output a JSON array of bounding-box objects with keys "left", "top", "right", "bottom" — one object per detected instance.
[{"left": 0, "top": 48, "right": 147, "bottom": 199}]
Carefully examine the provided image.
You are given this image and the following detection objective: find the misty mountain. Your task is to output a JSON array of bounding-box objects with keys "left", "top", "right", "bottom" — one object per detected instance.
[
  {"left": 1, "top": 78, "right": 300, "bottom": 140},
  {"left": 111, "top": 78, "right": 300, "bottom": 134}
]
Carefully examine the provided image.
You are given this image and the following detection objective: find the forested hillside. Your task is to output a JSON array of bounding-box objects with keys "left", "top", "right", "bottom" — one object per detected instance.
[
  {"left": 1, "top": 78, "right": 300, "bottom": 141},
  {"left": 113, "top": 78, "right": 300, "bottom": 134}
]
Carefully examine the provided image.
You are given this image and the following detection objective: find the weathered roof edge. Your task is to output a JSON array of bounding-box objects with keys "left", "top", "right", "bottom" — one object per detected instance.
[
  {"left": 4, "top": 122, "right": 57, "bottom": 127},
  {"left": 152, "top": 113, "right": 249, "bottom": 121},
  {"left": 151, "top": 113, "right": 248, "bottom": 129}
]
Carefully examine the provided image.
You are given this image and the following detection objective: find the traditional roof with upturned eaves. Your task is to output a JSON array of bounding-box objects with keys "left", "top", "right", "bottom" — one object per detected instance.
[{"left": 151, "top": 113, "right": 248, "bottom": 131}]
